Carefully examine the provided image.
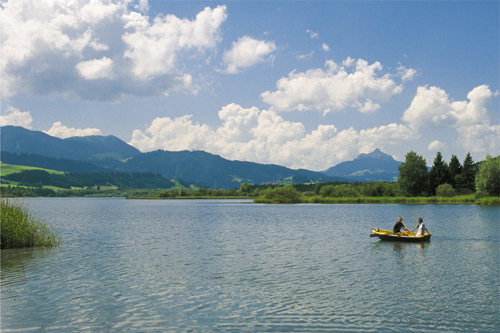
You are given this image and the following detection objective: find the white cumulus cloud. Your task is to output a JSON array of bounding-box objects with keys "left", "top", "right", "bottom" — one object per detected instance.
[
  {"left": 397, "top": 64, "right": 417, "bottom": 81},
  {"left": 306, "top": 29, "right": 318, "bottom": 39},
  {"left": 402, "top": 85, "right": 494, "bottom": 128},
  {"left": 0, "top": 106, "right": 33, "bottom": 129},
  {"left": 45, "top": 121, "right": 102, "bottom": 138},
  {"left": 322, "top": 43, "right": 330, "bottom": 52},
  {"left": 427, "top": 140, "right": 447, "bottom": 151},
  {"left": 404, "top": 85, "right": 499, "bottom": 157},
  {"left": 222, "top": 36, "right": 276, "bottom": 74},
  {"left": 123, "top": 5, "right": 227, "bottom": 78},
  {"left": 457, "top": 124, "right": 500, "bottom": 156},
  {"left": 0, "top": 0, "right": 227, "bottom": 100},
  {"left": 76, "top": 57, "right": 114, "bottom": 80},
  {"left": 260, "top": 58, "right": 404, "bottom": 114},
  {"left": 129, "top": 115, "right": 215, "bottom": 152},
  {"left": 129, "top": 104, "right": 415, "bottom": 170}
]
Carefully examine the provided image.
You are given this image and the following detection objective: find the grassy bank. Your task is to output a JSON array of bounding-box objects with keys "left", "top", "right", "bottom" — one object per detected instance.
[
  {"left": 1, "top": 199, "right": 61, "bottom": 249},
  {"left": 128, "top": 195, "right": 249, "bottom": 200},
  {"left": 254, "top": 194, "right": 500, "bottom": 205}
]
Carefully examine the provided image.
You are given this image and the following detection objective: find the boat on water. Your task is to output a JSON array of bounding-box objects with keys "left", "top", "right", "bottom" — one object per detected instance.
[{"left": 370, "top": 228, "right": 431, "bottom": 242}]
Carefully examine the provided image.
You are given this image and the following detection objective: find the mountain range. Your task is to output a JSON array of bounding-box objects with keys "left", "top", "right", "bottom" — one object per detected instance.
[{"left": 1, "top": 126, "right": 402, "bottom": 188}]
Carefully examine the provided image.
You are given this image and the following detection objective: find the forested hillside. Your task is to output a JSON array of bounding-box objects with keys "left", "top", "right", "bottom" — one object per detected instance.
[
  {"left": 1, "top": 152, "right": 111, "bottom": 173},
  {"left": 1, "top": 126, "right": 140, "bottom": 161},
  {"left": 2, "top": 169, "right": 175, "bottom": 190}
]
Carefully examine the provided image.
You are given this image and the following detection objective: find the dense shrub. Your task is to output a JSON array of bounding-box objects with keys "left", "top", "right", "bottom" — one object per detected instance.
[
  {"left": 436, "top": 183, "right": 456, "bottom": 197},
  {"left": 320, "top": 184, "right": 359, "bottom": 198},
  {"left": 319, "top": 185, "right": 336, "bottom": 197},
  {"left": 263, "top": 185, "right": 302, "bottom": 203}
]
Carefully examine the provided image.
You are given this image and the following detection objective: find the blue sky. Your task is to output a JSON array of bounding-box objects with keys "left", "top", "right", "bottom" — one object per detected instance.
[{"left": 1, "top": 0, "right": 498, "bottom": 171}]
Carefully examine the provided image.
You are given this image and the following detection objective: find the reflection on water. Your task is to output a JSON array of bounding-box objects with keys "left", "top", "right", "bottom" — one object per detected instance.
[
  {"left": 1, "top": 247, "right": 60, "bottom": 300},
  {"left": 1, "top": 198, "right": 498, "bottom": 332}
]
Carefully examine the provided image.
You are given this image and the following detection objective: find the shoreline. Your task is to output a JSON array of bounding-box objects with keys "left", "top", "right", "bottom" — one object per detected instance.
[
  {"left": 255, "top": 195, "right": 499, "bottom": 205},
  {"left": 126, "top": 195, "right": 499, "bottom": 205}
]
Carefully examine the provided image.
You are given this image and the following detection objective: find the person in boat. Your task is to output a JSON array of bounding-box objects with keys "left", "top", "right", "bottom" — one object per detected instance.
[
  {"left": 393, "top": 216, "right": 410, "bottom": 235},
  {"left": 411, "top": 218, "right": 429, "bottom": 237}
]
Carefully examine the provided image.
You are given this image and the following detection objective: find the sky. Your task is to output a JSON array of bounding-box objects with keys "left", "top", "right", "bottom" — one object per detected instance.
[{"left": 1, "top": 0, "right": 499, "bottom": 171}]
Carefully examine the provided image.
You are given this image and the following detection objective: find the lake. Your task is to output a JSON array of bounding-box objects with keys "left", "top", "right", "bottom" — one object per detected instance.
[{"left": 1, "top": 198, "right": 498, "bottom": 332}]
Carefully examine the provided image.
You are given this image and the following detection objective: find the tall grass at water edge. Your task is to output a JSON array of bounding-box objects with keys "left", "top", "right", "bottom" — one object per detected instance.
[
  {"left": 1, "top": 198, "right": 61, "bottom": 249},
  {"left": 255, "top": 194, "right": 499, "bottom": 205},
  {"left": 303, "top": 195, "right": 480, "bottom": 204}
]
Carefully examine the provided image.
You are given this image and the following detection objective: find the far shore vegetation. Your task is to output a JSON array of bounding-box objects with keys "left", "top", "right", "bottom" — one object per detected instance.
[
  {"left": 1, "top": 198, "right": 61, "bottom": 249},
  {"left": 1, "top": 151, "right": 499, "bottom": 206},
  {"left": 130, "top": 152, "right": 500, "bottom": 206}
]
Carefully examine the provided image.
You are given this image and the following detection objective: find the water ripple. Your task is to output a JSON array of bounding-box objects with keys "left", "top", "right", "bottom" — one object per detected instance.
[{"left": 1, "top": 199, "right": 498, "bottom": 332}]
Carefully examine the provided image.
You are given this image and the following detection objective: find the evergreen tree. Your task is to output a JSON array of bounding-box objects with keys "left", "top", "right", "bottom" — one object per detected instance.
[
  {"left": 475, "top": 155, "right": 500, "bottom": 196},
  {"left": 429, "top": 152, "right": 451, "bottom": 195},
  {"left": 448, "top": 154, "right": 462, "bottom": 189},
  {"left": 461, "top": 152, "right": 476, "bottom": 192},
  {"left": 397, "top": 151, "right": 429, "bottom": 196},
  {"left": 315, "top": 183, "right": 322, "bottom": 195}
]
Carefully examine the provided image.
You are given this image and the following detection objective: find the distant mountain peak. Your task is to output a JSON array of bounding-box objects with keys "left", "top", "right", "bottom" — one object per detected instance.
[
  {"left": 356, "top": 148, "right": 392, "bottom": 160},
  {"left": 323, "top": 148, "right": 401, "bottom": 182}
]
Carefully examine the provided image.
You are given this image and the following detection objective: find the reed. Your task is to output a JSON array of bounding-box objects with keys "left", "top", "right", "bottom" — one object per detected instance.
[
  {"left": 278, "top": 194, "right": 492, "bottom": 205},
  {"left": 475, "top": 196, "right": 500, "bottom": 205},
  {"left": 1, "top": 198, "right": 61, "bottom": 249}
]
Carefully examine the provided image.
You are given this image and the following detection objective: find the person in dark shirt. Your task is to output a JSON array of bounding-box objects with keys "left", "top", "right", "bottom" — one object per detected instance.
[{"left": 393, "top": 216, "right": 409, "bottom": 235}]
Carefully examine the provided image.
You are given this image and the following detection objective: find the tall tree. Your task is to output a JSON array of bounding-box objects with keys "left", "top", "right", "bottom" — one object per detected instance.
[
  {"left": 397, "top": 151, "right": 429, "bottom": 196},
  {"left": 461, "top": 152, "right": 476, "bottom": 192},
  {"left": 475, "top": 155, "right": 500, "bottom": 196},
  {"left": 429, "top": 152, "right": 451, "bottom": 195},
  {"left": 239, "top": 182, "right": 251, "bottom": 194},
  {"left": 448, "top": 154, "right": 462, "bottom": 189}
]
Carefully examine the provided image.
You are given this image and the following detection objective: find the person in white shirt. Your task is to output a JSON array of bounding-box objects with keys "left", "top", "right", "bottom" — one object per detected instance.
[{"left": 413, "top": 218, "right": 429, "bottom": 236}]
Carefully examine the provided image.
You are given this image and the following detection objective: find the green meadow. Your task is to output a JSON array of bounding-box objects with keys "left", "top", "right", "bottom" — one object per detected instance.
[{"left": 1, "top": 163, "right": 64, "bottom": 177}]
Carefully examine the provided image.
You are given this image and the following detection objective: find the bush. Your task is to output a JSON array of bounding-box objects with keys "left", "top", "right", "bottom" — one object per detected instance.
[
  {"left": 320, "top": 184, "right": 359, "bottom": 198},
  {"left": 359, "top": 182, "right": 398, "bottom": 197},
  {"left": 436, "top": 183, "right": 456, "bottom": 197},
  {"left": 263, "top": 185, "right": 302, "bottom": 203},
  {"left": 1, "top": 199, "right": 61, "bottom": 249},
  {"left": 159, "top": 190, "right": 170, "bottom": 198},
  {"left": 319, "top": 185, "right": 336, "bottom": 197}
]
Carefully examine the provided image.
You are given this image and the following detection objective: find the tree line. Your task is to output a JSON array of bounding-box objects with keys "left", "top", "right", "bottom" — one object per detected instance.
[
  {"left": 398, "top": 151, "right": 499, "bottom": 197},
  {"left": 2, "top": 151, "right": 498, "bottom": 199},
  {"left": 254, "top": 151, "right": 499, "bottom": 200}
]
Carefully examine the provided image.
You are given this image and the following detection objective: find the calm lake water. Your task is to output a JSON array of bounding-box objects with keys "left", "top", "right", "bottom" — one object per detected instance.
[{"left": 1, "top": 198, "right": 499, "bottom": 332}]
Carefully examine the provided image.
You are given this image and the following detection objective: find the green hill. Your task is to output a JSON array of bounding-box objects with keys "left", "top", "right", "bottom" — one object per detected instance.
[
  {"left": 1, "top": 126, "right": 347, "bottom": 189},
  {"left": 1, "top": 126, "right": 140, "bottom": 162},
  {"left": 1, "top": 163, "right": 64, "bottom": 177}
]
